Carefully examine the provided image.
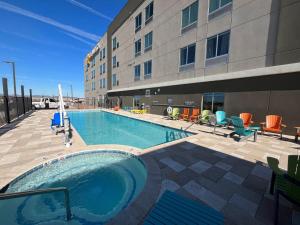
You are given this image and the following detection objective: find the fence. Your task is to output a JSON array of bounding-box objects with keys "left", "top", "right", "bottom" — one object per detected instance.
[{"left": 0, "top": 77, "right": 32, "bottom": 127}]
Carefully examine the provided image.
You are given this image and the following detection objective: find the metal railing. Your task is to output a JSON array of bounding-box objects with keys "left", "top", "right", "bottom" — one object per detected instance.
[{"left": 0, "top": 187, "right": 72, "bottom": 221}]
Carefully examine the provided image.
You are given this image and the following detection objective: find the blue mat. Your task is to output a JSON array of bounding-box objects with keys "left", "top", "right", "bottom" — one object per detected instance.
[{"left": 143, "top": 191, "right": 224, "bottom": 225}]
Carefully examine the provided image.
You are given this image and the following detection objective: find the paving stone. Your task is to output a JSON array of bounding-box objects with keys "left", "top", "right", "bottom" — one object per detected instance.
[
  {"left": 251, "top": 164, "right": 272, "bottom": 181},
  {"left": 243, "top": 174, "right": 269, "bottom": 194},
  {"left": 210, "top": 178, "right": 240, "bottom": 200},
  {"left": 173, "top": 168, "right": 199, "bottom": 186},
  {"left": 0, "top": 153, "right": 20, "bottom": 165},
  {"left": 189, "top": 160, "right": 212, "bottom": 174},
  {"left": 203, "top": 166, "right": 227, "bottom": 182},
  {"left": 194, "top": 176, "right": 216, "bottom": 190},
  {"left": 183, "top": 180, "right": 227, "bottom": 211},
  {"left": 213, "top": 151, "right": 228, "bottom": 159},
  {"left": 180, "top": 142, "right": 197, "bottom": 150},
  {"left": 158, "top": 179, "right": 180, "bottom": 199},
  {"left": 224, "top": 172, "right": 245, "bottom": 185},
  {"left": 159, "top": 157, "right": 185, "bottom": 172},
  {"left": 229, "top": 193, "right": 258, "bottom": 217},
  {"left": 215, "top": 161, "right": 232, "bottom": 171}
]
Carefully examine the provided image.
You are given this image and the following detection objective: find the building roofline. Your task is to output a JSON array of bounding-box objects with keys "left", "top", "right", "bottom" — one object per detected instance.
[{"left": 107, "top": 62, "right": 300, "bottom": 93}]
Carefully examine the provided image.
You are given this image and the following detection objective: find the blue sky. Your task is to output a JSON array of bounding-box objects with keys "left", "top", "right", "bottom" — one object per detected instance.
[{"left": 0, "top": 0, "right": 127, "bottom": 97}]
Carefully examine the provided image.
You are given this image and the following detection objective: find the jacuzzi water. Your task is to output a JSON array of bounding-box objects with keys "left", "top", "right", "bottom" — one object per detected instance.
[
  {"left": 67, "top": 110, "right": 193, "bottom": 149},
  {"left": 0, "top": 151, "right": 147, "bottom": 225}
]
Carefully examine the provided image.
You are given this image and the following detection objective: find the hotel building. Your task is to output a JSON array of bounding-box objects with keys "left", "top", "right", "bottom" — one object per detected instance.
[{"left": 84, "top": 0, "right": 300, "bottom": 134}]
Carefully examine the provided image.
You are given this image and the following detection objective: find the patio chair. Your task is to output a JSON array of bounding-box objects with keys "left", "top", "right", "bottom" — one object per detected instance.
[
  {"left": 267, "top": 155, "right": 300, "bottom": 225},
  {"left": 189, "top": 108, "right": 200, "bottom": 122},
  {"left": 260, "top": 115, "right": 286, "bottom": 139},
  {"left": 179, "top": 108, "right": 190, "bottom": 121},
  {"left": 213, "top": 111, "right": 229, "bottom": 133},
  {"left": 295, "top": 127, "right": 300, "bottom": 142},
  {"left": 143, "top": 190, "right": 224, "bottom": 225},
  {"left": 240, "top": 113, "right": 254, "bottom": 128},
  {"left": 198, "top": 110, "right": 213, "bottom": 125},
  {"left": 169, "top": 108, "right": 180, "bottom": 120},
  {"left": 230, "top": 116, "right": 257, "bottom": 142}
]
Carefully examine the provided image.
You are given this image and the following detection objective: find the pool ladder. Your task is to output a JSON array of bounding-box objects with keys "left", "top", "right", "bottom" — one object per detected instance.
[{"left": 0, "top": 187, "right": 72, "bottom": 221}]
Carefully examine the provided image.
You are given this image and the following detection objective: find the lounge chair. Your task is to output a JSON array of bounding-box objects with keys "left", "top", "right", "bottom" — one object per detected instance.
[
  {"left": 260, "top": 115, "right": 286, "bottom": 139},
  {"left": 295, "top": 127, "right": 300, "bottom": 142},
  {"left": 143, "top": 190, "right": 224, "bottom": 225},
  {"left": 267, "top": 155, "right": 300, "bottom": 225},
  {"left": 198, "top": 110, "right": 212, "bottom": 125},
  {"left": 240, "top": 113, "right": 253, "bottom": 128},
  {"left": 189, "top": 108, "right": 200, "bottom": 122},
  {"left": 230, "top": 116, "right": 257, "bottom": 142},
  {"left": 213, "top": 111, "right": 229, "bottom": 133},
  {"left": 179, "top": 108, "right": 190, "bottom": 120},
  {"left": 168, "top": 108, "right": 180, "bottom": 120}
]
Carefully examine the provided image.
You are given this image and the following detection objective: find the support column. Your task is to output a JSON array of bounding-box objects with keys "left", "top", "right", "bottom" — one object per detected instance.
[
  {"left": 21, "top": 85, "right": 25, "bottom": 115},
  {"left": 29, "top": 89, "right": 32, "bottom": 110},
  {"left": 2, "top": 78, "right": 10, "bottom": 123}
]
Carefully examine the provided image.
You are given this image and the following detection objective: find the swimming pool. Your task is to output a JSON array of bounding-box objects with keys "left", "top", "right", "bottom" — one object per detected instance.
[
  {"left": 68, "top": 110, "right": 193, "bottom": 149},
  {"left": 0, "top": 151, "right": 147, "bottom": 225}
]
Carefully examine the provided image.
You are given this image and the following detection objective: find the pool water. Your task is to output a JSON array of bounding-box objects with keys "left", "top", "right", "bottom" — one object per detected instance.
[
  {"left": 67, "top": 111, "right": 193, "bottom": 149},
  {"left": 0, "top": 151, "right": 147, "bottom": 225}
]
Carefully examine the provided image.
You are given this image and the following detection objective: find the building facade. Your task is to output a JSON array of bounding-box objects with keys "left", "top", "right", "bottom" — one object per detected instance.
[{"left": 84, "top": 0, "right": 300, "bottom": 134}]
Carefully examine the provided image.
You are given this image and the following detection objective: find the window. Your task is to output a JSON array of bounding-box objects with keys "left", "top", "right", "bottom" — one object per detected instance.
[
  {"left": 202, "top": 92, "right": 224, "bottom": 113},
  {"left": 144, "top": 60, "right": 152, "bottom": 78},
  {"left": 100, "top": 65, "right": 102, "bottom": 75},
  {"left": 180, "top": 43, "right": 196, "bottom": 66},
  {"left": 92, "top": 81, "right": 95, "bottom": 91},
  {"left": 113, "top": 37, "right": 117, "bottom": 50},
  {"left": 135, "top": 13, "right": 142, "bottom": 32},
  {"left": 209, "top": 0, "right": 232, "bottom": 14},
  {"left": 112, "top": 74, "right": 117, "bottom": 86},
  {"left": 100, "top": 79, "right": 103, "bottom": 88},
  {"left": 112, "top": 56, "right": 117, "bottom": 68},
  {"left": 102, "top": 48, "right": 106, "bottom": 58},
  {"left": 135, "top": 39, "right": 141, "bottom": 56},
  {"left": 134, "top": 65, "right": 141, "bottom": 81},
  {"left": 206, "top": 30, "right": 230, "bottom": 59},
  {"left": 103, "top": 63, "right": 106, "bottom": 73},
  {"left": 103, "top": 78, "right": 106, "bottom": 88},
  {"left": 92, "top": 57, "right": 95, "bottom": 67},
  {"left": 145, "top": 2, "right": 153, "bottom": 23},
  {"left": 144, "top": 32, "right": 153, "bottom": 51},
  {"left": 182, "top": 1, "right": 198, "bottom": 29},
  {"left": 85, "top": 74, "right": 88, "bottom": 81},
  {"left": 91, "top": 70, "right": 96, "bottom": 79},
  {"left": 100, "top": 50, "right": 102, "bottom": 60}
]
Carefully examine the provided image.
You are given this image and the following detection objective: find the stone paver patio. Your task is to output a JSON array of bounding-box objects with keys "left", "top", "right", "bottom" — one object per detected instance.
[{"left": 0, "top": 109, "right": 299, "bottom": 225}]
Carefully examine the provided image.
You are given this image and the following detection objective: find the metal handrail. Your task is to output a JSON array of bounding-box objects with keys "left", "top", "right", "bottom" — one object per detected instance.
[{"left": 0, "top": 187, "right": 72, "bottom": 221}]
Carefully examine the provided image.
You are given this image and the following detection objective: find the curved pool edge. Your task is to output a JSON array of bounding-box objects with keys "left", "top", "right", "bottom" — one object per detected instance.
[
  {"left": 107, "top": 153, "right": 161, "bottom": 225},
  {"left": 0, "top": 147, "right": 162, "bottom": 225}
]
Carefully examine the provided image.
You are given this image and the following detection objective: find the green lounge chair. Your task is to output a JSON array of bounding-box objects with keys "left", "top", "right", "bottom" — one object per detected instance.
[
  {"left": 198, "top": 110, "right": 212, "bottom": 125},
  {"left": 229, "top": 116, "right": 257, "bottom": 142},
  {"left": 267, "top": 155, "right": 300, "bottom": 225},
  {"left": 143, "top": 190, "right": 224, "bottom": 225},
  {"left": 168, "top": 108, "right": 179, "bottom": 120}
]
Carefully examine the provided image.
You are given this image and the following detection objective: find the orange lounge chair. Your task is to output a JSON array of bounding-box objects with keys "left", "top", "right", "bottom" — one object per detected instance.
[
  {"left": 260, "top": 115, "right": 286, "bottom": 139},
  {"left": 179, "top": 108, "right": 190, "bottom": 120},
  {"left": 189, "top": 108, "right": 200, "bottom": 122},
  {"left": 240, "top": 113, "right": 254, "bottom": 128},
  {"left": 295, "top": 127, "right": 300, "bottom": 142}
]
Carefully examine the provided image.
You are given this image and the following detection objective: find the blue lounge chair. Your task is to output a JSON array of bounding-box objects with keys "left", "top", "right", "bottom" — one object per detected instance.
[
  {"left": 229, "top": 116, "right": 257, "bottom": 142},
  {"left": 143, "top": 191, "right": 224, "bottom": 225},
  {"left": 213, "top": 111, "right": 229, "bottom": 133}
]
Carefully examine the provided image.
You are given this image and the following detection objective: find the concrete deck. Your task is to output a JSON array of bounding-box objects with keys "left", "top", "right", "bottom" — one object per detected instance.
[{"left": 0, "top": 109, "right": 299, "bottom": 225}]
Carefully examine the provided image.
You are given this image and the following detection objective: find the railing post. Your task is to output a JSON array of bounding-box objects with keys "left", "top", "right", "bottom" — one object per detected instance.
[
  {"left": 29, "top": 89, "right": 32, "bottom": 111},
  {"left": 21, "top": 85, "right": 25, "bottom": 115},
  {"left": 64, "top": 189, "right": 72, "bottom": 220},
  {"left": 2, "top": 78, "right": 10, "bottom": 123}
]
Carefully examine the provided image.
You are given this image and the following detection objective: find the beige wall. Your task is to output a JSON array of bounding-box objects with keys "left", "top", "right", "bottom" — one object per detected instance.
[{"left": 84, "top": 33, "right": 108, "bottom": 103}]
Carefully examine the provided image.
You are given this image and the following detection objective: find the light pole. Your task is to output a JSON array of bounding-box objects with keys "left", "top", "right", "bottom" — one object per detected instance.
[{"left": 2, "top": 61, "right": 17, "bottom": 98}]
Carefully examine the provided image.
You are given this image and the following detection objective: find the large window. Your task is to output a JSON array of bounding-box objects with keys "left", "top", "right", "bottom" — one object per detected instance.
[
  {"left": 202, "top": 92, "right": 224, "bottom": 113},
  {"left": 144, "top": 60, "right": 152, "bottom": 78},
  {"left": 180, "top": 43, "right": 196, "bottom": 66},
  {"left": 135, "top": 13, "right": 142, "bottom": 32},
  {"left": 91, "top": 70, "right": 95, "bottom": 79},
  {"left": 144, "top": 31, "right": 153, "bottom": 51},
  {"left": 103, "top": 78, "right": 106, "bottom": 88},
  {"left": 206, "top": 30, "right": 230, "bottom": 59},
  {"left": 209, "top": 0, "right": 232, "bottom": 14},
  {"left": 100, "top": 65, "right": 102, "bottom": 75},
  {"left": 134, "top": 65, "right": 141, "bottom": 81},
  {"left": 145, "top": 2, "right": 153, "bottom": 23},
  {"left": 182, "top": 1, "right": 198, "bottom": 29},
  {"left": 103, "top": 63, "right": 106, "bottom": 73},
  {"left": 102, "top": 48, "right": 106, "bottom": 58},
  {"left": 112, "top": 56, "right": 117, "bottom": 68},
  {"left": 112, "top": 74, "right": 117, "bottom": 86},
  {"left": 135, "top": 39, "right": 141, "bottom": 56}
]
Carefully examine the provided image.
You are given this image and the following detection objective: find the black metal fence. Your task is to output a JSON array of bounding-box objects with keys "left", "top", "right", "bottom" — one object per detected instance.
[{"left": 0, "top": 77, "right": 32, "bottom": 127}]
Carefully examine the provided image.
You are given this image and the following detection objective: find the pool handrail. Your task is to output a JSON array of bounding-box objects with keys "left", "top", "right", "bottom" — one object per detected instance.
[{"left": 0, "top": 187, "right": 72, "bottom": 221}]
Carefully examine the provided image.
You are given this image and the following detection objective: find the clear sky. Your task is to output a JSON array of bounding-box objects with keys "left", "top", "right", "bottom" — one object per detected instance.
[{"left": 0, "top": 0, "right": 127, "bottom": 97}]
